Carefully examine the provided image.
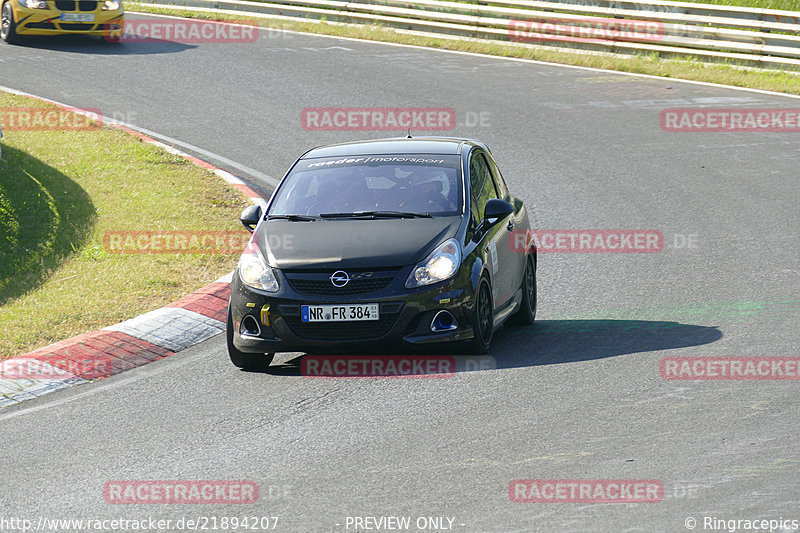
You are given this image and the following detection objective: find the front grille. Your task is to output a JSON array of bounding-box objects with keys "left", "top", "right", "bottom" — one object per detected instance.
[
  {"left": 280, "top": 302, "right": 404, "bottom": 341},
  {"left": 284, "top": 315, "right": 399, "bottom": 341},
  {"left": 26, "top": 21, "right": 57, "bottom": 28},
  {"left": 54, "top": 0, "right": 97, "bottom": 10},
  {"left": 288, "top": 277, "right": 393, "bottom": 296},
  {"left": 61, "top": 23, "right": 95, "bottom": 30},
  {"left": 285, "top": 269, "right": 399, "bottom": 296}
]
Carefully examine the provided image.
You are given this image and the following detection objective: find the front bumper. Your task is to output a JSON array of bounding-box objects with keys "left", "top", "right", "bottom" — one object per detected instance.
[
  {"left": 13, "top": 1, "right": 123, "bottom": 36},
  {"left": 229, "top": 266, "right": 478, "bottom": 354}
]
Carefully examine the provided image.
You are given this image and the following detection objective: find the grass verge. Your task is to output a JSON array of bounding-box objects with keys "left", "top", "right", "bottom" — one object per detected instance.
[
  {"left": 672, "top": 0, "right": 800, "bottom": 9},
  {"left": 0, "top": 91, "right": 250, "bottom": 359},
  {"left": 459, "top": 0, "right": 800, "bottom": 10},
  {"left": 127, "top": 5, "right": 800, "bottom": 96},
  {"left": 451, "top": 0, "right": 800, "bottom": 10}
]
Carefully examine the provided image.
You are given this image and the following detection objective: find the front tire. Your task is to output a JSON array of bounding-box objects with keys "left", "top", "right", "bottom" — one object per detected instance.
[
  {"left": 469, "top": 276, "right": 494, "bottom": 354},
  {"left": 1, "top": 1, "right": 20, "bottom": 44},
  {"left": 510, "top": 255, "right": 537, "bottom": 325},
  {"left": 226, "top": 307, "right": 274, "bottom": 371}
]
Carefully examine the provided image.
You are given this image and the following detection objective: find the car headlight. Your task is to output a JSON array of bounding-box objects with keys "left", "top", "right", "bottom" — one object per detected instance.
[
  {"left": 23, "top": 0, "right": 48, "bottom": 9},
  {"left": 102, "top": 0, "right": 120, "bottom": 9},
  {"left": 406, "top": 238, "right": 461, "bottom": 288},
  {"left": 238, "top": 243, "right": 279, "bottom": 292}
]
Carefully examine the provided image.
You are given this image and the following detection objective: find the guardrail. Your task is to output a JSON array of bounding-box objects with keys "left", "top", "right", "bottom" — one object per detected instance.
[{"left": 128, "top": 0, "right": 800, "bottom": 69}]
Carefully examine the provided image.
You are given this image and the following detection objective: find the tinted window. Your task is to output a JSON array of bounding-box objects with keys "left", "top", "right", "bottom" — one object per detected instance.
[
  {"left": 270, "top": 154, "right": 462, "bottom": 216},
  {"left": 469, "top": 152, "right": 498, "bottom": 223},
  {"left": 485, "top": 154, "right": 509, "bottom": 200}
]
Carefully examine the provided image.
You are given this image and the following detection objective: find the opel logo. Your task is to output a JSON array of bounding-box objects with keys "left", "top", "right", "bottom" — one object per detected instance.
[{"left": 329, "top": 270, "right": 350, "bottom": 287}]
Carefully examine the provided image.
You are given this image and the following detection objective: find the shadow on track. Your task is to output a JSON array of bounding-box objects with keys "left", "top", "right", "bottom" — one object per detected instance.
[
  {"left": 256, "top": 319, "right": 722, "bottom": 376},
  {"left": 492, "top": 319, "right": 722, "bottom": 367},
  {"left": 5, "top": 34, "right": 196, "bottom": 55}
]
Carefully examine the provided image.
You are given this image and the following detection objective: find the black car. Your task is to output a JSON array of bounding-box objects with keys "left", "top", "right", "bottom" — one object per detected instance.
[{"left": 227, "top": 137, "right": 537, "bottom": 370}]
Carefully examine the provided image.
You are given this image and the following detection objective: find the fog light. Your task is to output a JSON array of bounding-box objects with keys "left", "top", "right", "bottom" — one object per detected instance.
[
  {"left": 241, "top": 315, "right": 261, "bottom": 337},
  {"left": 430, "top": 310, "right": 457, "bottom": 332}
]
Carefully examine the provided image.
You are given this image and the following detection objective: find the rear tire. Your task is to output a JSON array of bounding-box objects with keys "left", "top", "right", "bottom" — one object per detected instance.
[
  {"left": 469, "top": 276, "right": 494, "bottom": 354},
  {"left": 1, "top": 1, "right": 20, "bottom": 44},
  {"left": 510, "top": 255, "right": 537, "bottom": 325},
  {"left": 226, "top": 307, "right": 274, "bottom": 371}
]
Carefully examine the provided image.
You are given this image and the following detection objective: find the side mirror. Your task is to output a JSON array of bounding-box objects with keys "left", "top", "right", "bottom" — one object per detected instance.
[
  {"left": 240, "top": 205, "right": 263, "bottom": 233},
  {"left": 483, "top": 198, "right": 514, "bottom": 226}
]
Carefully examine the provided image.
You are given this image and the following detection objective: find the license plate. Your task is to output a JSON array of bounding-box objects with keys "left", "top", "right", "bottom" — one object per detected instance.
[
  {"left": 301, "top": 304, "right": 379, "bottom": 322},
  {"left": 61, "top": 13, "right": 94, "bottom": 22}
]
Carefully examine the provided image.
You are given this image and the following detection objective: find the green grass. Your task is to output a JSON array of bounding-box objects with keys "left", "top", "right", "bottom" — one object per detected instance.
[
  {"left": 450, "top": 0, "right": 800, "bottom": 8},
  {"left": 128, "top": 5, "right": 800, "bottom": 95},
  {"left": 0, "top": 141, "right": 95, "bottom": 305},
  {"left": 212, "top": 0, "right": 800, "bottom": 11},
  {"left": 672, "top": 0, "right": 800, "bottom": 9},
  {"left": 0, "top": 92, "right": 249, "bottom": 359}
]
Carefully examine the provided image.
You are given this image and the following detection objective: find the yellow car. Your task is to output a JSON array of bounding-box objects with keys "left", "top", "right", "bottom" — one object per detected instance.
[{"left": 1, "top": 0, "right": 123, "bottom": 43}]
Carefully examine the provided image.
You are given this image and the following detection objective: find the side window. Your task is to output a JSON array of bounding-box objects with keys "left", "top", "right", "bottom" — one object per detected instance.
[
  {"left": 469, "top": 152, "right": 499, "bottom": 225},
  {"left": 485, "top": 155, "right": 509, "bottom": 200}
]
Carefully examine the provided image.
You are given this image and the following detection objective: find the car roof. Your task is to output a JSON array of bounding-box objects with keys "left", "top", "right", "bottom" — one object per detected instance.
[{"left": 300, "top": 137, "right": 489, "bottom": 159}]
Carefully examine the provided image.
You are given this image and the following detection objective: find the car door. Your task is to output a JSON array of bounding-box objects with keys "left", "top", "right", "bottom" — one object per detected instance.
[
  {"left": 484, "top": 151, "right": 526, "bottom": 300},
  {"left": 468, "top": 150, "right": 512, "bottom": 309}
]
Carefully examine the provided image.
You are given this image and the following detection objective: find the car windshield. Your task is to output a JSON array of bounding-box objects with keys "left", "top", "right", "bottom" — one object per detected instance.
[{"left": 269, "top": 154, "right": 462, "bottom": 217}]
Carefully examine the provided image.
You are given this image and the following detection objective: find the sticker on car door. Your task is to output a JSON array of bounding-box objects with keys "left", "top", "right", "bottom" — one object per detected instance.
[{"left": 487, "top": 241, "right": 499, "bottom": 275}]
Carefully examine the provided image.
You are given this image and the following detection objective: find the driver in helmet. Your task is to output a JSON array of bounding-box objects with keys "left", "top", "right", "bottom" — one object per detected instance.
[{"left": 410, "top": 169, "right": 455, "bottom": 212}]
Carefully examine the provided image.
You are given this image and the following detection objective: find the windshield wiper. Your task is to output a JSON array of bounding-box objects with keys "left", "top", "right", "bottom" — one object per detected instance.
[
  {"left": 319, "top": 211, "right": 432, "bottom": 219},
  {"left": 267, "top": 214, "right": 318, "bottom": 221}
]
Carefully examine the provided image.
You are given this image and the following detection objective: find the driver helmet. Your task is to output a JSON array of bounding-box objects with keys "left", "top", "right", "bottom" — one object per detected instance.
[{"left": 410, "top": 169, "right": 451, "bottom": 198}]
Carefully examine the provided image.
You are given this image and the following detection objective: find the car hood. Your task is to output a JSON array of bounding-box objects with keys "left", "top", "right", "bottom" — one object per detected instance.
[{"left": 256, "top": 216, "right": 462, "bottom": 270}]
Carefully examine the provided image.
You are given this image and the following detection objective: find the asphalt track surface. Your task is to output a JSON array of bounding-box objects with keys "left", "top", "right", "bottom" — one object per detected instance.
[{"left": 1, "top": 14, "right": 799, "bottom": 532}]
